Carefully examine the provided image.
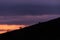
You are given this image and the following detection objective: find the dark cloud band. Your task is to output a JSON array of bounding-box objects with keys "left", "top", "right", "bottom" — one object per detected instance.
[{"left": 0, "top": 4, "right": 60, "bottom": 16}]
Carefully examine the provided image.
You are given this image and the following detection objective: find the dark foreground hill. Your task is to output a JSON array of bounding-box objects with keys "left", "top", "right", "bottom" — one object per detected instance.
[{"left": 0, "top": 18, "right": 60, "bottom": 40}]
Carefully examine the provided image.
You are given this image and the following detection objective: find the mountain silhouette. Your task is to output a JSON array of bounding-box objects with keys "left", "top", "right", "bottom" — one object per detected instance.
[{"left": 0, "top": 17, "right": 60, "bottom": 40}]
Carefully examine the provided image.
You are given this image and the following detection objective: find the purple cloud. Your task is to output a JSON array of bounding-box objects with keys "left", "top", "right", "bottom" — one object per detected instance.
[
  {"left": 0, "top": 0, "right": 60, "bottom": 5},
  {"left": 0, "top": 15, "right": 60, "bottom": 25}
]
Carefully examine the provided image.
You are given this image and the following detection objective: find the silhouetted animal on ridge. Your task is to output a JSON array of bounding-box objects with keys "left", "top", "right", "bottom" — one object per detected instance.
[{"left": 0, "top": 17, "right": 60, "bottom": 40}]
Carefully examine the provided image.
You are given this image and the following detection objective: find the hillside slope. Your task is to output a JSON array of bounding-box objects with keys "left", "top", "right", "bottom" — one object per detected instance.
[{"left": 0, "top": 18, "right": 60, "bottom": 40}]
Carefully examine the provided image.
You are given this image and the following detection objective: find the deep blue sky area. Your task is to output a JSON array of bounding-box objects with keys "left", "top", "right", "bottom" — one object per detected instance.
[{"left": 0, "top": 0, "right": 60, "bottom": 25}]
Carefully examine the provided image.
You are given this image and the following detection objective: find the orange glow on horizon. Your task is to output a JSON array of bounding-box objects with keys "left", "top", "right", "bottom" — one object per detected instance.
[{"left": 0, "top": 24, "right": 27, "bottom": 34}]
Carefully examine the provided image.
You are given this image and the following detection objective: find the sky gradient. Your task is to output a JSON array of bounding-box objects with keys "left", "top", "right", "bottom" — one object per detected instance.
[
  {"left": 0, "top": 0, "right": 60, "bottom": 34},
  {"left": 0, "top": 0, "right": 60, "bottom": 25}
]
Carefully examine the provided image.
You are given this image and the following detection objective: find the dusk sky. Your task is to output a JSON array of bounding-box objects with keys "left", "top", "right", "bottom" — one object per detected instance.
[{"left": 0, "top": 0, "right": 60, "bottom": 25}]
